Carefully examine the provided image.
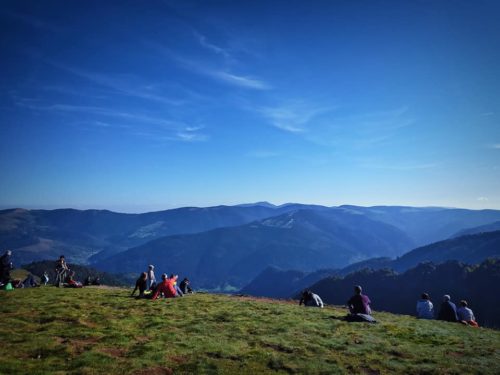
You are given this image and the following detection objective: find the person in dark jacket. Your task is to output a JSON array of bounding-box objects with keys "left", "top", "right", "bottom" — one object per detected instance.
[
  {"left": 347, "top": 285, "right": 372, "bottom": 315},
  {"left": 131, "top": 272, "right": 148, "bottom": 297},
  {"left": 0, "top": 250, "right": 13, "bottom": 284},
  {"left": 437, "top": 294, "right": 458, "bottom": 322},
  {"left": 22, "top": 273, "right": 39, "bottom": 288},
  {"left": 84, "top": 276, "right": 92, "bottom": 286},
  {"left": 179, "top": 278, "right": 193, "bottom": 294}
]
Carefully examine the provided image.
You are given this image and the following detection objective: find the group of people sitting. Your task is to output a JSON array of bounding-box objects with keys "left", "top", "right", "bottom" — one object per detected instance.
[
  {"left": 130, "top": 264, "right": 193, "bottom": 299},
  {"left": 299, "top": 285, "right": 376, "bottom": 322},
  {"left": 417, "top": 293, "right": 479, "bottom": 326},
  {"left": 299, "top": 286, "right": 479, "bottom": 327}
]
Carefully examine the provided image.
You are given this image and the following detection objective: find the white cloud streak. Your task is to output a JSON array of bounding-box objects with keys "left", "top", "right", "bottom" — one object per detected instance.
[
  {"left": 147, "top": 42, "right": 271, "bottom": 90},
  {"left": 193, "top": 30, "right": 231, "bottom": 59},
  {"left": 15, "top": 100, "right": 208, "bottom": 142},
  {"left": 257, "top": 101, "right": 337, "bottom": 133}
]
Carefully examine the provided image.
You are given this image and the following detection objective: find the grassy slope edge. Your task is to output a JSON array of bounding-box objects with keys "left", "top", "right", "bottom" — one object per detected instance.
[{"left": 0, "top": 287, "right": 499, "bottom": 374}]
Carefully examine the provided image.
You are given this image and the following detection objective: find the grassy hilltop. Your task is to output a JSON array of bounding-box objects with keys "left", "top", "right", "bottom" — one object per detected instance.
[{"left": 1, "top": 287, "right": 499, "bottom": 374}]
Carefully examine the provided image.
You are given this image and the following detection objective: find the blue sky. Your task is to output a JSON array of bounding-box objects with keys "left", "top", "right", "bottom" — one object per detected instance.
[{"left": 0, "top": 0, "right": 499, "bottom": 212}]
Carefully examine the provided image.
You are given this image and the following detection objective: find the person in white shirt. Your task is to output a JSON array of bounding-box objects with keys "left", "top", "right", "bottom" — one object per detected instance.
[
  {"left": 299, "top": 290, "right": 324, "bottom": 308},
  {"left": 416, "top": 293, "right": 434, "bottom": 319}
]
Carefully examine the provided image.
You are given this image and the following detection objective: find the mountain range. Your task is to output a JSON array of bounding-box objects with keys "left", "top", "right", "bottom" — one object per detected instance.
[{"left": 2, "top": 203, "right": 500, "bottom": 290}]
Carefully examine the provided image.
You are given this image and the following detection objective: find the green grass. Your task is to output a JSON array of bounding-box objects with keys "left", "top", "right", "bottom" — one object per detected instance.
[{"left": 1, "top": 287, "right": 499, "bottom": 374}]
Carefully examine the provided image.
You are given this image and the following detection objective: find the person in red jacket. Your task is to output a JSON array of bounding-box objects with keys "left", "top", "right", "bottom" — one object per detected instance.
[{"left": 152, "top": 274, "right": 176, "bottom": 300}]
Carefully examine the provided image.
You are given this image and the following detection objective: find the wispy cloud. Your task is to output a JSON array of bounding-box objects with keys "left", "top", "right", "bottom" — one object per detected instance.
[
  {"left": 147, "top": 42, "right": 271, "bottom": 90},
  {"left": 15, "top": 100, "right": 208, "bottom": 142},
  {"left": 257, "top": 101, "right": 337, "bottom": 133},
  {"left": 211, "top": 71, "right": 270, "bottom": 90},
  {"left": 193, "top": 30, "right": 231, "bottom": 59},
  {"left": 489, "top": 143, "right": 500, "bottom": 149},
  {"left": 44, "top": 59, "right": 185, "bottom": 106},
  {"left": 477, "top": 197, "right": 489, "bottom": 201}
]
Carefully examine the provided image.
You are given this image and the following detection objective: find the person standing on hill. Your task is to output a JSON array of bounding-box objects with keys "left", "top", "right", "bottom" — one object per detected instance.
[
  {"left": 457, "top": 300, "right": 479, "bottom": 327},
  {"left": 54, "top": 255, "right": 69, "bottom": 287},
  {"left": 416, "top": 293, "right": 434, "bottom": 319},
  {"left": 347, "top": 285, "right": 372, "bottom": 315},
  {"left": 437, "top": 295, "right": 458, "bottom": 322},
  {"left": 147, "top": 265, "right": 156, "bottom": 290},
  {"left": 0, "top": 250, "right": 13, "bottom": 285}
]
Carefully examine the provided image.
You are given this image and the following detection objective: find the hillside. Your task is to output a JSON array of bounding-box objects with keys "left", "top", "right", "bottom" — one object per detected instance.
[
  {"left": 392, "top": 230, "right": 500, "bottom": 272},
  {"left": 306, "top": 258, "right": 500, "bottom": 328},
  {"left": 452, "top": 221, "right": 500, "bottom": 238},
  {"left": 240, "top": 266, "right": 337, "bottom": 298},
  {"left": 337, "top": 205, "right": 500, "bottom": 246},
  {"left": 1, "top": 288, "right": 499, "bottom": 374},
  {"left": 327, "top": 230, "right": 500, "bottom": 276},
  {"left": 0, "top": 205, "right": 297, "bottom": 265},
  {"left": 96, "top": 209, "right": 414, "bottom": 290}
]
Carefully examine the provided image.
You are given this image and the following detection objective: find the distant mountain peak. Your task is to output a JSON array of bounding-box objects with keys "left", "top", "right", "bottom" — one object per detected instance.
[{"left": 236, "top": 201, "right": 277, "bottom": 208}]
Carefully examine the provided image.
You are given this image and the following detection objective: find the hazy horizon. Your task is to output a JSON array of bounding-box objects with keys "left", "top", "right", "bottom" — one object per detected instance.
[
  {"left": 1, "top": 1, "right": 499, "bottom": 210},
  {"left": 1, "top": 200, "right": 497, "bottom": 215}
]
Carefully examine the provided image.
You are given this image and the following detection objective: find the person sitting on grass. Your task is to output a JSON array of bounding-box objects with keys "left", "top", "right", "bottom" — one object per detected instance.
[
  {"left": 299, "top": 290, "right": 324, "bottom": 308},
  {"left": 179, "top": 277, "right": 193, "bottom": 294},
  {"left": 416, "top": 293, "right": 434, "bottom": 319},
  {"left": 170, "top": 274, "right": 184, "bottom": 297},
  {"left": 457, "top": 300, "right": 479, "bottom": 327},
  {"left": 437, "top": 295, "right": 458, "bottom": 322},
  {"left": 131, "top": 272, "right": 148, "bottom": 298},
  {"left": 65, "top": 271, "right": 83, "bottom": 288},
  {"left": 347, "top": 285, "right": 372, "bottom": 315},
  {"left": 22, "top": 273, "right": 39, "bottom": 288},
  {"left": 151, "top": 273, "right": 176, "bottom": 300}
]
